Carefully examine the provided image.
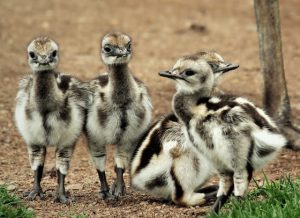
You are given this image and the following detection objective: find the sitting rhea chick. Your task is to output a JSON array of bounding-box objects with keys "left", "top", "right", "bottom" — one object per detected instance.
[
  {"left": 15, "top": 37, "right": 90, "bottom": 204},
  {"left": 131, "top": 114, "right": 218, "bottom": 206},
  {"left": 159, "top": 54, "right": 286, "bottom": 213},
  {"left": 131, "top": 52, "right": 234, "bottom": 206},
  {"left": 86, "top": 32, "right": 152, "bottom": 199}
]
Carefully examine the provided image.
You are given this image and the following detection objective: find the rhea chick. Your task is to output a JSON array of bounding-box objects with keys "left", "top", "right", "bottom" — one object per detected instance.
[
  {"left": 15, "top": 37, "right": 90, "bottom": 204},
  {"left": 159, "top": 54, "right": 286, "bottom": 213},
  {"left": 86, "top": 32, "right": 152, "bottom": 199},
  {"left": 131, "top": 114, "right": 218, "bottom": 206},
  {"left": 131, "top": 52, "right": 235, "bottom": 206}
]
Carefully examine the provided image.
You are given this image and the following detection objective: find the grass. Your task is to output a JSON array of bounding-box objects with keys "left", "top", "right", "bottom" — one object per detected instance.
[
  {"left": 0, "top": 185, "right": 34, "bottom": 218},
  {"left": 208, "top": 175, "right": 300, "bottom": 218},
  {"left": 0, "top": 185, "right": 88, "bottom": 218},
  {"left": 1, "top": 176, "right": 298, "bottom": 218}
]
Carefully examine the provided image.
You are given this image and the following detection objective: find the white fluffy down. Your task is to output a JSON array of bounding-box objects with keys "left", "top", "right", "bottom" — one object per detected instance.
[{"left": 251, "top": 129, "right": 286, "bottom": 169}]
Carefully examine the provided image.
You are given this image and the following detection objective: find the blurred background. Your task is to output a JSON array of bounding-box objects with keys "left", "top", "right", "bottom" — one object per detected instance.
[
  {"left": 1, "top": 0, "right": 300, "bottom": 117},
  {"left": 0, "top": 0, "right": 299, "bottom": 217}
]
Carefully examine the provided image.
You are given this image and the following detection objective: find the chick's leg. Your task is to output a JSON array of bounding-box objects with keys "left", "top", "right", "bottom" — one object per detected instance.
[
  {"left": 111, "top": 142, "right": 133, "bottom": 197},
  {"left": 212, "top": 173, "right": 234, "bottom": 214},
  {"left": 24, "top": 145, "right": 46, "bottom": 200},
  {"left": 88, "top": 140, "right": 114, "bottom": 199},
  {"left": 54, "top": 145, "right": 74, "bottom": 204}
]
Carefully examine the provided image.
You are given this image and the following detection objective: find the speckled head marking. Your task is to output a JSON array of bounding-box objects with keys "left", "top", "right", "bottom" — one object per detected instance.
[
  {"left": 27, "top": 36, "right": 59, "bottom": 72},
  {"left": 101, "top": 32, "right": 132, "bottom": 65},
  {"left": 180, "top": 52, "right": 238, "bottom": 79},
  {"left": 159, "top": 52, "right": 238, "bottom": 94},
  {"left": 160, "top": 57, "right": 215, "bottom": 94}
]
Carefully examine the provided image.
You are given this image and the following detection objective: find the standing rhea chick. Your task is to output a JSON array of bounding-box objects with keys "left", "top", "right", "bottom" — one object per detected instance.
[
  {"left": 131, "top": 52, "right": 234, "bottom": 206},
  {"left": 86, "top": 32, "right": 152, "bottom": 199},
  {"left": 159, "top": 54, "right": 286, "bottom": 213},
  {"left": 15, "top": 37, "right": 90, "bottom": 204}
]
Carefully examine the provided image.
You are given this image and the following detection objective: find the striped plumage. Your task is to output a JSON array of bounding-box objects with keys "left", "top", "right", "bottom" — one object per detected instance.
[
  {"left": 85, "top": 32, "right": 152, "bottom": 199},
  {"left": 15, "top": 37, "right": 91, "bottom": 204},
  {"left": 131, "top": 52, "right": 238, "bottom": 206},
  {"left": 131, "top": 114, "right": 217, "bottom": 206},
  {"left": 159, "top": 53, "right": 286, "bottom": 213}
]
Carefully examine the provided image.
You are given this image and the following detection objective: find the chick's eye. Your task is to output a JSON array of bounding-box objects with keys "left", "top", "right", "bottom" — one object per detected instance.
[
  {"left": 29, "top": 52, "right": 36, "bottom": 59},
  {"left": 103, "top": 46, "right": 112, "bottom": 53},
  {"left": 51, "top": 50, "right": 57, "bottom": 58},
  {"left": 185, "top": 70, "right": 195, "bottom": 76},
  {"left": 127, "top": 43, "right": 131, "bottom": 51}
]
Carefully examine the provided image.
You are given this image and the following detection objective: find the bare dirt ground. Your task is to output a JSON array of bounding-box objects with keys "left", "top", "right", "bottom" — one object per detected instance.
[{"left": 0, "top": 0, "right": 300, "bottom": 217}]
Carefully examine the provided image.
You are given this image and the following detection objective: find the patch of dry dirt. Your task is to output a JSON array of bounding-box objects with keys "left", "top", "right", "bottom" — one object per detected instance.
[{"left": 0, "top": 0, "right": 299, "bottom": 217}]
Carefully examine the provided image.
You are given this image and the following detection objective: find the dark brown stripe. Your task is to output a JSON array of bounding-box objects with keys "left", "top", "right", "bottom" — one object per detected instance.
[
  {"left": 160, "top": 114, "right": 178, "bottom": 132},
  {"left": 170, "top": 166, "right": 183, "bottom": 201},
  {"left": 145, "top": 173, "right": 167, "bottom": 190},
  {"left": 197, "top": 95, "right": 278, "bottom": 132},
  {"left": 165, "top": 113, "right": 178, "bottom": 122},
  {"left": 97, "top": 75, "right": 109, "bottom": 87},
  {"left": 174, "top": 93, "right": 194, "bottom": 125},
  {"left": 241, "top": 103, "right": 277, "bottom": 132},
  {"left": 120, "top": 106, "right": 128, "bottom": 131},
  {"left": 93, "top": 154, "right": 106, "bottom": 158},
  {"left": 57, "top": 75, "right": 71, "bottom": 93},
  {"left": 131, "top": 114, "right": 177, "bottom": 164},
  {"left": 221, "top": 110, "right": 245, "bottom": 126},
  {"left": 196, "top": 95, "right": 238, "bottom": 111},
  {"left": 134, "top": 127, "right": 162, "bottom": 174},
  {"left": 34, "top": 70, "right": 55, "bottom": 134},
  {"left": 131, "top": 121, "right": 159, "bottom": 162},
  {"left": 42, "top": 110, "right": 51, "bottom": 134},
  {"left": 247, "top": 140, "right": 254, "bottom": 181},
  {"left": 59, "top": 97, "right": 71, "bottom": 124},
  {"left": 109, "top": 64, "right": 131, "bottom": 134},
  {"left": 195, "top": 185, "right": 219, "bottom": 194},
  {"left": 100, "top": 92, "right": 105, "bottom": 102},
  {"left": 256, "top": 146, "right": 276, "bottom": 157},
  {"left": 98, "top": 108, "right": 109, "bottom": 127},
  {"left": 196, "top": 123, "right": 214, "bottom": 149},
  {"left": 35, "top": 70, "right": 53, "bottom": 102}
]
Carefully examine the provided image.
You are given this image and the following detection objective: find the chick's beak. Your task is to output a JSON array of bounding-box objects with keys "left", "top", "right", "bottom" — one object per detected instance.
[
  {"left": 215, "top": 63, "right": 239, "bottom": 73},
  {"left": 159, "top": 71, "right": 186, "bottom": 81},
  {"left": 116, "top": 49, "right": 130, "bottom": 57}
]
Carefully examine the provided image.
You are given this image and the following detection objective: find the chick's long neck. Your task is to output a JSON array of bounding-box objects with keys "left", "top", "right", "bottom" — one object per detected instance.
[
  {"left": 32, "top": 70, "right": 61, "bottom": 112},
  {"left": 108, "top": 63, "right": 133, "bottom": 106},
  {"left": 172, "top": 88, "right": 212, "bottom": 125}
]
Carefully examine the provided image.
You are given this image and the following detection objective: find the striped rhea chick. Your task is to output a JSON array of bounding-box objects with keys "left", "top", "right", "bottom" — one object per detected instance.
[
  {"left": 131, "top": 114, "right": 218, "bottom": 206},
  {"left": 15, "top": 37, "right": 91, "bottom": 204},
  {"left": 86, "top": 32, "right": 152, "bottom": 199},
  {"left": 159, "top": 53, "right": 287, "bottom": 213},
  {"left": 130, "top": 52, "right": 232, "bottom": 206}
]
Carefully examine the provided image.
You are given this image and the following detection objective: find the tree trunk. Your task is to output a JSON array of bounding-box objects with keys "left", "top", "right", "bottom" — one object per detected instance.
[{"left": 254, "top": 0, "right": 300, "bottom": 150}]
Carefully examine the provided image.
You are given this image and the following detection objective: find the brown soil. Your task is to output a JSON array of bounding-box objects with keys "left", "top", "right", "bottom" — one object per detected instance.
[{"left": 0, "top": 0, "right": 299, "bottom": 217}]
